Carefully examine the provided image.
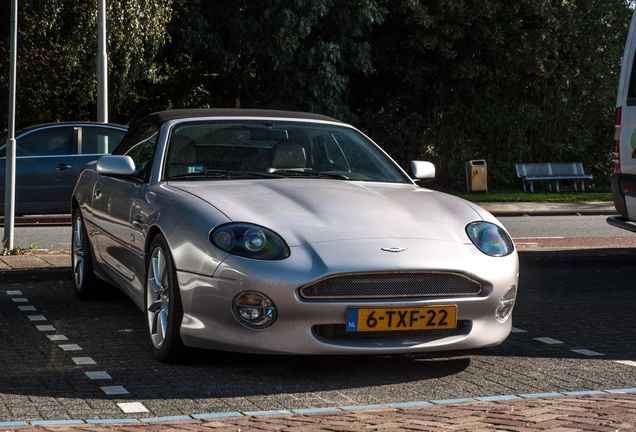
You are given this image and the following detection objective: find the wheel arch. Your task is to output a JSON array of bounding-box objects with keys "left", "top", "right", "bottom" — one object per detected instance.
[{"left": 144, "top": 225, "right": 167, "bottom": 265}]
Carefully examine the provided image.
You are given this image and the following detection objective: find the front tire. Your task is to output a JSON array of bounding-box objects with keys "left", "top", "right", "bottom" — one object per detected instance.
[
  {"left": 145, "top": 235, "right": 186, "bottom": 363},
  {"left": 72, "top": 208, "right": 100, "bottom": 300}
]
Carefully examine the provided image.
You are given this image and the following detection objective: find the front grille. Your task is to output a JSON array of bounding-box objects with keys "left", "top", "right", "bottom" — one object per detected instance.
[
  {"left": 299, "top": 272, "right": 482, "bottom": 299},
  {"left": 312, "top": 322, "right": 465, "bottom": 340}
]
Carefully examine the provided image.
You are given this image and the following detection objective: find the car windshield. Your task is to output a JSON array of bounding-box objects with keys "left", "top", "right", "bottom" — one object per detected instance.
[{"left": 163, "top": 120, "right": 409, "bottom": 183}]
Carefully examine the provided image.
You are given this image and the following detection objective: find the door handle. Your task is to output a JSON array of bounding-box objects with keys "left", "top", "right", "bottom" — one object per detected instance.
[
  {"left": 132, "top": 214, "right": 145, "bottom": 228},
  {"left": 56, "top": 164, "right": 72, "bottom": 170},
  {"left": 93, "top": 190, "right": 102, "bottom": 199}
]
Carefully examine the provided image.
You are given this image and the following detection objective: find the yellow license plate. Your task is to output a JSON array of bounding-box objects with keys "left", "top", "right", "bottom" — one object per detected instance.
[{"left": 346, "top": 306, "right": 457, "bottom": 332}]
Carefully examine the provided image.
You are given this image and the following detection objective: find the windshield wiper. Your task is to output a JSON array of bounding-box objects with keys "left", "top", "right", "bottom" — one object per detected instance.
[
  {"left": 168, "top": 170, "right": 285, "bottom": 180},
  {"left": 270, "top": 169, "right": 349, "bottom": 180}
]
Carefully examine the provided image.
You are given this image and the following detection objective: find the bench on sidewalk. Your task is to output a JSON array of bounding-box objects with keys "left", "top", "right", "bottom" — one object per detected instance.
[{"left": 515, "top": 162, "right": 593, "bottom": 193}]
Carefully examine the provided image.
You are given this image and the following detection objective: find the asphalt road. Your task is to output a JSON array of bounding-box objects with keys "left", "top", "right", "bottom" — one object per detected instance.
[
  {"left": 1, "top": 248, "right": 636, "bottom": 422},
  {"left": 499, "top": 215, "right": 636, "bottom": 239}
]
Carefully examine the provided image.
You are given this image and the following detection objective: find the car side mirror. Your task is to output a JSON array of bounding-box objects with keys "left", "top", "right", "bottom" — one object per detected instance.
[
  {"left": 410, "top": 161, "right": 435, "bottom": 181},
  {"left": 96, "top": 155, "right": 136, "bottom": 177}
]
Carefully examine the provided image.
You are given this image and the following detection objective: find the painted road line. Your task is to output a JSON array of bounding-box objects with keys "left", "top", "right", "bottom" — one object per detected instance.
[
  {"left": 571, "top": 349, "right": 604, "bottom": 356},
  {"left": 117, "top": 402, "right": 149, "bottom": 413},
  {"left": 72, "top": 357, "right": 97, "bottom": 365},
  {"left": 58, "top": 344, "right": 83, "bottom": 351},
  {"left": 101, "top": 386, "right": 128, "bottom": 395},
  {"left": 431, "top": 398, "right": 475, "bottom": 404},
  {"left": 615, "top": 360, "right": 636, "bottom": 367},
  {"left": 86, "top": 371, "right": 112, "bottom": 380},
  {"left": 534, "top": 337, "right": 564, "bottom": 344}
]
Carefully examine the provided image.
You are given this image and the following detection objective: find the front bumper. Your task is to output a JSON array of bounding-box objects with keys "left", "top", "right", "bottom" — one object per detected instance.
[{"left": 177, "top": 237, "right": 519, "bottom": 355}]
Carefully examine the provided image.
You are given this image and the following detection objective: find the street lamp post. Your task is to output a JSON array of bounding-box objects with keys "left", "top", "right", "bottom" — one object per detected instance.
[
  {"left": 97, "top": 0, "right": 108, "bottom": 124},
  {"left": 4, "top": 0, "right": 18, "bottom": 249}
]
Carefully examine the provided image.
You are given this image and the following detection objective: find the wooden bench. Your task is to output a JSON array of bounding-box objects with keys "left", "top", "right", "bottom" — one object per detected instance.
[{"left": 515, "top": 162, "right": 593, "bottom": 193}]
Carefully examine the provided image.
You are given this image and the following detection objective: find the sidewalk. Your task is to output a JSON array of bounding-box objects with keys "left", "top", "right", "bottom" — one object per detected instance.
[
  {"left": 479, "top": 200, "right": 616, "bottom": 217},
  {"left": 3, "top": 391, "right": 636, "bottom": 431}
]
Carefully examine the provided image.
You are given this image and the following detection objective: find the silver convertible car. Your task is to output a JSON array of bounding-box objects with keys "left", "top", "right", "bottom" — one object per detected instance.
[{"left": 71, "top": 109, "right": 518, "bottom": 362}]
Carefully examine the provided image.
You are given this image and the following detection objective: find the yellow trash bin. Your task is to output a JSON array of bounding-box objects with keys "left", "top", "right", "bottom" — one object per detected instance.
[{"left": 466, "top": 160, "right": 487, "bottom": 193}]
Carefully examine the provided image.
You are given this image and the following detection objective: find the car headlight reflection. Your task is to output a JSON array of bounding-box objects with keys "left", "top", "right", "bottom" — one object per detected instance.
[
  {"left": 466, "top": 222, "right": 514, "bottom": 257},
  {"left": 211, "top": 223, "right": 290, "bottom": 260}
]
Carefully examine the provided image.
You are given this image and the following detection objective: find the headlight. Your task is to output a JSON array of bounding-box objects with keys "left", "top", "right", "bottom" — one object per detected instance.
[
  {"left": 211, "top": 223, "right": 290, "bottom": 260},
  {"left": 466, "top": 221, "right": 514, "bottom": 257}
]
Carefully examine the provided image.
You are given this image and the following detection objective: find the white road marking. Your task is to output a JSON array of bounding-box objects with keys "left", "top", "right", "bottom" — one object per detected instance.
[
  {"left": 101, "top": 386, "right": 128, "bottom": 395},
  {"left": 47, "top": 335, "right": 68, "bottom": 341},
  {"left": 6, "top": 290, "right": 21, "bottom": 295},
  {"left": 11, "top": 298, "right": 28, "bottom": 303},
  {"left": 511, "top": 328, "right": 527, "bottom": 333},
  {"left": 27, "top": 315, "right": 46, "bottom": 321},
  {"left": 86, "top": 371, "right": 112, "bottom": 380},
  {"left": 18, "top": 306, "right": 36, "bottom": 311},
  {"left": 36, "top": 325, "right": 55, "bottom": 331},
  {"left": 571, "top": 349, "right": 604, "bottom": 356},
  {"left": 534, "top": 337, "right": 564, "bottom": 344},
  {"left": 117, "top": 402, "right": 148, "bottom": 413},
  {"left": 72, "top": 357, "right": 97, "bottom": 365},
  {"left": 615, "top": 360, "right": 636, "bottom": 367},
  {"left": 58, "top": 344, "right": 83, "bottom": 351}
]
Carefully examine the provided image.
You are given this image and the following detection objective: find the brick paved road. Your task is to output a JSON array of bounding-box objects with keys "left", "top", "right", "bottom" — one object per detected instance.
[
  {"left": 1, "top": 250, "right": 636, "bottom": 429},
  {"left": 4, "top": 393, "right": 636, "bottom": 431}
]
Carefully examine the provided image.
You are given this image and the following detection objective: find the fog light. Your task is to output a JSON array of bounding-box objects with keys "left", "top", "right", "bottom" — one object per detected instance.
[
  {"left": 239, "top": 307, "right": 262, "bottom": 320},
  {"left": 495, "top": 285, "right": 517, "bottom": 323},
  {"left": 233, "top": 291, "right": 277, "bottom": 329}
]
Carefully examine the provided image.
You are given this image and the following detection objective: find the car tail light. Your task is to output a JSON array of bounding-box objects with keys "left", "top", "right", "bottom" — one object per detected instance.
[{"left": 614, "top": 107, "right": 622, "bottom": 173}]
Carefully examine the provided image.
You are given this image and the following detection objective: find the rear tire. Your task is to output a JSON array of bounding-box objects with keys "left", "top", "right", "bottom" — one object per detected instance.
[
  {"left": 145, "top": 235, "right": 186, "bottom": 363},
  {"left": 72, "top": 208, "right": 100, "bottom": 300}
]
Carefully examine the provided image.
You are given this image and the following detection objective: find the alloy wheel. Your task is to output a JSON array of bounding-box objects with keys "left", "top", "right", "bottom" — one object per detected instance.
[
  {"left": 146, "top": 247, "right": 170, "bottom": 349},
  {"left": 72, "top": 217, "right": 85, "bottom": 288}
]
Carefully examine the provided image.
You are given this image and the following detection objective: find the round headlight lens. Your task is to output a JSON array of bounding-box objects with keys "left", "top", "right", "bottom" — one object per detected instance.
[
  {"left": 244, "top": 228, "right": 266, "bottom": 252},
  {"left": 213, "top": 228, "right": 235, "bottom": 250},
  {"left": 466, "top": 222, "right": 514, "bottom": 257},
  {"left": 211, "top": 223, "right": 290, "bottom": 260}
]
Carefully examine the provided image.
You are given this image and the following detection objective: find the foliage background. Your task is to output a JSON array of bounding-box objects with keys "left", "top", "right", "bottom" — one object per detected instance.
[{"left": 0, "top": 0, "right": 633, "bottom": 191}]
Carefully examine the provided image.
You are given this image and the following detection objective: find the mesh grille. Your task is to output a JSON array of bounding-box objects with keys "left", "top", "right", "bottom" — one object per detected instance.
[
  {"left": 299, "top": 272, "right": 482, "bottom": 299},
  {"left": 312, "top": 322, "right": 465, "bottom": 340}
]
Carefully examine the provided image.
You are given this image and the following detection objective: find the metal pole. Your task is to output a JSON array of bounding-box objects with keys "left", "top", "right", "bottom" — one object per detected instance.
[
  {"left": 4, "top": 0, "right": 18, "bottom": 249},
  {"left": 97, "top": 0, "right": 108, "bottom": 123}
]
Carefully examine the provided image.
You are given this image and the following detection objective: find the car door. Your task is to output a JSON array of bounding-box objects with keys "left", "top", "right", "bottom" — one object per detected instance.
[
  {"left": 0, "top": 125, "right": 74, "bottom": 215},
  {"left": 91, "top": 124, "right": 159, "bottom": 296}
]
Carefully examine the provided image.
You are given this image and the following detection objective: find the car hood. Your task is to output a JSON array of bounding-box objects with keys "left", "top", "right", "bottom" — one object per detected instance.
[{"left": 169, "top": 180, "right": 484, "bottom": 246}]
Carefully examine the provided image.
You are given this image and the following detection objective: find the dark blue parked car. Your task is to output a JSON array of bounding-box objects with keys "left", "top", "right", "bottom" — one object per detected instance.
[{"left": 0, "top": 122, "right": 127, "bottom": 215}]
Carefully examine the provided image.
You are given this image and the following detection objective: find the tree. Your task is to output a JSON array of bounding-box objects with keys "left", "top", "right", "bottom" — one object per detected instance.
[
  {"left": 0, "top": 0, "right": 172, "bottom": 130},
  {"left": 143, "top": 0, "right": 385, "bottom": 121},
  {"left": 351, "top": 0, "right": 632, "bottom": 189}
]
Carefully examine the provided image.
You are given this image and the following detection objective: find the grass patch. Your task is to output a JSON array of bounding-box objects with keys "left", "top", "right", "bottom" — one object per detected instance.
[
  {"left": 453, "top": 190, "right": 612, "bottom": 203},
  {"left": 1, "top": 240, "right": 39, "bottom": 256}
]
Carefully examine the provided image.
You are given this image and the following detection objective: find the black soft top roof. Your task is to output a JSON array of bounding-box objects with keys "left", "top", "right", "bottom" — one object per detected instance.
[{"left": 129, "top": 109, "right": 340, "bottom": 130}]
